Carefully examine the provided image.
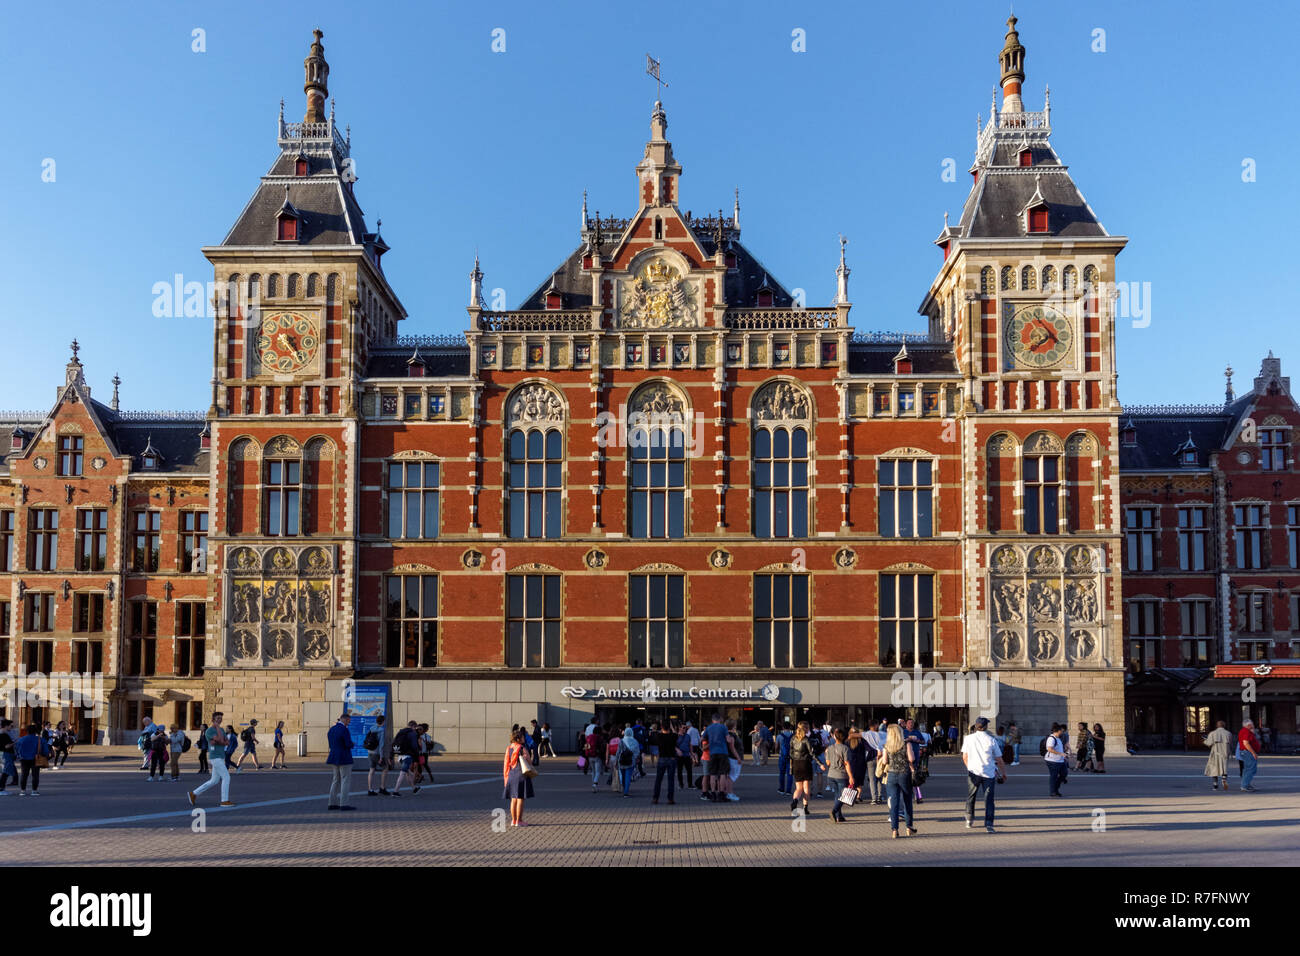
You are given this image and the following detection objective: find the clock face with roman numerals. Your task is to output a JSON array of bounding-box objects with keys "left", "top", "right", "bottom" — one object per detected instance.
[
  {"left": 1008, "top": 304, "right": 1073, "bottom": 369},
  {"left": 256, "top": 312, "right": 319, "bottom": 374}
]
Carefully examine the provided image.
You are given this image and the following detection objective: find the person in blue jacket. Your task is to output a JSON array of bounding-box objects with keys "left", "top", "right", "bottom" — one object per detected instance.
[
  {"left": 326, "top": 713, "right": 356, "bottom": 811},
  {"left": 15, "top": 725, "right": 50, "bottom": 795},
  {"left": 777, "top": 722, "right": 794, "bottom": 795}
]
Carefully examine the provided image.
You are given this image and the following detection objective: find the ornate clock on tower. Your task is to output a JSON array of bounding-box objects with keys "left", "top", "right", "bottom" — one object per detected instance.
[
  {"left": 256, "top": 311, "right": 320, "bottom": 374},
  {"left": 1007, "top": 304, "right": 1073, "bottom": 369}
]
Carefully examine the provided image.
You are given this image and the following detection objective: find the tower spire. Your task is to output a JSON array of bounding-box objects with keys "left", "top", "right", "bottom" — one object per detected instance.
[
  {"left": 303, "top": 29, "right": 330, "bottom": 125},
  {"left": 836, "top": 235, "right": 851, "bottom": 304},
  {"left": 999, "top": 15, "right": 1026, "bottom": 114}
]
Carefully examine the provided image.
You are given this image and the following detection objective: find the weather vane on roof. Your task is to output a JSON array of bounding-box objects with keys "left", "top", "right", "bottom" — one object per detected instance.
[{"left": 646, "top": 54, "right": 668, "bottom": 100}]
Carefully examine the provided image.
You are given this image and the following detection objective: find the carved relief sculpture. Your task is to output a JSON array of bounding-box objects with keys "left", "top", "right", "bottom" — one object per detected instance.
[
  {"left": 508, "top": 384, "right": 565, "bottom": 426},
  {"left": 753, "top": 381, "right": 811, "bottom": 422}
]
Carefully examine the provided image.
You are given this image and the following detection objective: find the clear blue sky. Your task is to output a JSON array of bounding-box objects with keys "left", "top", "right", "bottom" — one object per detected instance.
[{"left": 1, "top": 0, "right": 1294, "bottom": 412}]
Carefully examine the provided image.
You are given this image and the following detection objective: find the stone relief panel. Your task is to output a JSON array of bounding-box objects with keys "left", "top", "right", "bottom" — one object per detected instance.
[
  {"left": 507, "top": 384, "right": 565, "bottom": 427},
  {"left": 986, "top": 543, "right": 1106, "bottom": 668},
  {"left": 222, "top": 544, "right": 336, "bottom": 667},
  {"left": 752, "top": 380, "right": 812, "bottom": 423}
]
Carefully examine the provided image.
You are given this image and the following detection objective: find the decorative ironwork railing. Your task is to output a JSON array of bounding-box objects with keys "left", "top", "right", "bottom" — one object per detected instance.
[
  {"left": 724, "top": 309, "right": 839, "bottom": 330},
  {"left": 388, "top": 334, "right": 467, "bottom": 349},
  {"left": 0, "top": 411, "right": 45, "bottom": 422},
  {"left": 1123, "top": 404, "right": 1229, "bottom": 416},
  {"left": 477, "top": 311, "right": 592, "bottom": 332},
  {"left": 277, "top": 119, "right": 349, "bottom": 155},
  {"left": 849, "top": 331, "right": 937, "bottom": 344},
  {"left": 115, "top": 410, "right": 208, "bottom": 422}
]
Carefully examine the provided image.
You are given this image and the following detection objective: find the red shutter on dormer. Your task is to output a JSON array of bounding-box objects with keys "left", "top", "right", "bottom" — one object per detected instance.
[
  {"left": 941, "top": 241, "right": 950, "bottom": 261},
  {"left": 295, "top": 158, "right": 308, "bottom": 176},
  {"left": 1019, "top": 149, "right": 1033, "bottom": 167},
  {"left": 757, "top": 290, "right": 773, "bottom": 307},
  {"left": 1028, "top": 207, "right": 1049, "bottom": 233},
  {"left": 278, "top": 217, "right": 298, "bottom": 241},
  {"left": 895, "top": 357, "right": 913, "bottom": 374},
  {"left": 545, "top": 290, "right": 563, "bottom": 310}
]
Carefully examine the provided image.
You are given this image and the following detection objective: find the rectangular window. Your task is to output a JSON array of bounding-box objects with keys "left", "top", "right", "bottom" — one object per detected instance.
[
  {"left": 753, "top": 574, "right": 811, "bottom": 668},
  {"left": 1287, "top": 505, "right": 1299, "bottom": 569},
  {"left": 181, "top": 511, "right": 209, "bottom": 572},
  {"left": 1238, "top": 641, "right": 1269, "bottom": 662},
  {"left": 877, "top": 573, "right": 934, "bottom": 668},
  {"left": 1233, "top": 505, "right": 1266, "bottom": 569},
  {"left": 505, "top": 574, "right": 560, "bottom": 668},
  {"left": 628, "top": 574, "right": 685, "bottom": 667},
  {"left": 1128, "top": 639, "right": 1159, "bottom": 672},
  {"left": 385, "top": 461, "right": 440, "bottom": 540},
  {"left": 506, "top": 429, "right": 562, "bottom": 539},
  {"left": 76, "top": 509, "right": 109, "bottom": 572},
  {"left": 1177, "top": 506, "right": 1209, "bottom": 571},
  {"left": 1260, "top": 429, "right": 1288, "bottom": 471},
  {"left": 176, "top": 606, "right": 206, "bottom": 679},
  {"left": 0, "top": 600, "right": 9, "bottom": 636},
  {"left": 1024, "top": 456, "right": 1060, "bottom": 535},
  {"left": 24, "top": 593, "right": 55, "bottom": 632},
  {"left": 132, "top": 511, "right": 161, "bottom": 572},
  {"left": 383, "top": 575, "right": 439, "bottom": 668},
  {"left": 57, "top": 434, "right": 84, "bottom": 477},
  {"left": 266, "top": 459, "right": 301, "bottom": 536},
  {"left": 1180, "top": 639, "right": 1211, "bottom": 668},
  {"left": 877, "top": 459, "right": 934, "bottom": 538},
  {"left": 23, "top": 641, "right": 54, "bottom": 674},
  {"left": 27, "top": 509, "right": 59, "bottom": 571},
  {"left": 72, "top": 640, "right": 104, "bottom": 674},
  {"left": 1180, "top": 599, "right": 1212, "bottom": 637},
  {"left": 0, "top": 510, "right": 12, "bottom": 571},
  {"left": 753, "top": 426, "right": 810, "bottom": 539},
  {"left": 130, "top": 600, "right": 158, "bottom": 637},
  {"left": 1292, "top": 593, "right": 1300, "bottom": 633},
  {"left": 628, "top": 428, "right": 687, "bottom": 539},
  {"left": 73, "top": 593, "right": 105, "bottom": 633},
  {"left": 1236, "top": 592, "right": 1269, "bottom": 634},
  {"left": 1124, "top": 507, "right": 1157, "bottom": 571},
  {"left": 1126, "top": 600, "right": 1161, "bottom": 637}
]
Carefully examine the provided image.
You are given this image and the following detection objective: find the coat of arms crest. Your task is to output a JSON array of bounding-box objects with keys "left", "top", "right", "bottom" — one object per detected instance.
[{"left": 620, "top": 259, "right": 697, "bottom": 329}]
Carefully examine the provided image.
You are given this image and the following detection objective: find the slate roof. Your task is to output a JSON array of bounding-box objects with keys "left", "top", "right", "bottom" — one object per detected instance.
[
  {"left": 847, "top": 342, "right": 958, "bottom": 376},
  {"left": 517, "top": 236, "right": 795, "bottom": 311},
  {"left": 224, "top": 177, "right": 370, "bottom": 247},
  {"left": 364, "top": 347, "right": 471, "bottom": 379},
  {"left": 1117, "top": 396, "right": 1252, "bottom": 471}
]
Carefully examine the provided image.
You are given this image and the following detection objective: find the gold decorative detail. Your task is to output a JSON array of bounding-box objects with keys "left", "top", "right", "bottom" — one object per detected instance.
[
  {"left": 266, "top": 547, "right": 295, "bottom": 572},
  {"left": 264, "top": 436, "right": 302, "bottom": 458},
  {"left": 1028, "top": 545, "right": 1061, "bottom": 573},
  {"left": 302, "top": 547, "right": 331, "bottom": 572},
  {"left": 880, "top": 447, "right": 934, "bottom": 458},
  {"left": 391, "top": 563, "right": 436, "bottom": 573},
  {"left": 620, "top": 259, "right": 698, "bottom": 329},
  {"left": 987, "top": 434, "right": 1017, "bottom": 455},
  {"left": 509, "top": 562, "right": 560, "bottom": 573},
  {"left": 1065, "top": 546, "right": 1097, "bottom": 575},
  {"left": 634, "top": 562, "right": 685, "bottom": 573},
  {"left": 584, "top": 548, "right": 609, "bottom": 571},
  {"left": 883, "top": 561, "right": 933, "bottom": 572},
  {"left": 231, "top": 547, "right": 259, "bottom": 571},
  {"left": 1024, "top": 431, "right": 1065, "bottom": 454},
  {"left": 391, "top": 449, "right": 437, "bottom": 460}
]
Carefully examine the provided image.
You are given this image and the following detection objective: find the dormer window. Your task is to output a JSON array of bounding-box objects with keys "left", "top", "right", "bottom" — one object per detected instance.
[
  {"left": 10, "top": 427, "right": 28, "bottom": 452},
  {"left": 1121, "top": 425, "right": 1137, "bottom": 447},
  {"left": 1027, "top": 205, "right": 1049, "bottom": 233},
  {"left": 277, "top": 215, "right": 299, "bottom": 241},
  {"left": 1181, "top": 449, "right": 1198, "bottom": 466},
  {"left": 139, "top": 434, "right": 162, "bottom": 471},
  {"left": 407, "top": 349, "right": 426, "bottom": 378},
  {"left": 756, "top": 274, "right": 774, "bottom": 308},
  {"left": 893, "top": 341, "right": 913, "bottom": 375},
  {"left": 1018, "top": 148, "right": 1033, "bottom": 167},
  {"left": 294, "top": 154, "right": 309, "bottom": 177}
]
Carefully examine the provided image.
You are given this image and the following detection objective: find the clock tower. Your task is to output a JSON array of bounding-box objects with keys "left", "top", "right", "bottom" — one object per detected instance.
[
  {"left": 199, "top": 30, "right": 405, "bottom": 726},
  {"left": 919, "top": 16, "right": 1129, "bottom": 738}
]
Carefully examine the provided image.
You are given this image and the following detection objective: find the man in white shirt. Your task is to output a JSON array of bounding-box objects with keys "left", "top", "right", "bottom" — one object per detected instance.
[
  {"left": 1043, "top": 723, "right": 1068, "bottom": 796},
  {"left": 961, "top": 716, "right": 1007, "bottom": 832}
]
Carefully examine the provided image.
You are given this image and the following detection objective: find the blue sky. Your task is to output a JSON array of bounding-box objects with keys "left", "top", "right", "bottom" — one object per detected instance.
[{"left": 1, "top": 0, "right": 1295, "bottom": 411}]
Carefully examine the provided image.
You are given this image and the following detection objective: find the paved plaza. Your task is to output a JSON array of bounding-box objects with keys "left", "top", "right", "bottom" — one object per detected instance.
[{"left": 1, "top": 749, "right": 1296, "bottom": 867}]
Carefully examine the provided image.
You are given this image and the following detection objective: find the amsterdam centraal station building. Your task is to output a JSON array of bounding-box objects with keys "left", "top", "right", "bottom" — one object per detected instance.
[{"left": 2, "top": 20, "right": 1296, "bottom": 752}]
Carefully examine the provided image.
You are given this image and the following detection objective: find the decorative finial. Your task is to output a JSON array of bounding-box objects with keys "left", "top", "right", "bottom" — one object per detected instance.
[
  {"left": 715, "top": 209, "right": 725, "bottom": 249},
  {"left": 733, "top": 188, "right": 740, "bottom": 228},
  {"left": 646, "top": 53, "right": 668, "bottom": 101},
  {"left": 944, "top": 210, "right": 949, "bottom": 227},
  {"left": 593, "top": 212, "right": 604, "bottom": 250},
  {"left": 581, "top": 189, "right": 588, "bottom": 229},
  {"left": 111, "top": 373, "right": 121, "bottom": 411},
  {"left": 1225, "top": 364, "right": 1235, "bottom": 404},
  {"left": 70, "top": 339, "right": 80, "bottom": 362},
  {"left": 376, "top": 218, "right": 382, "bottom": 231},
  {"left": 836, "top": 235, "right": 851, "bottom": 304}
]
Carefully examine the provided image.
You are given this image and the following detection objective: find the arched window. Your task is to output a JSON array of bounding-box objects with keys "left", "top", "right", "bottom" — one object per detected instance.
[
  {"left": 264, "top": 438, "right": 303, "bottom": 536},
  {"left": 752, "top": 382, "right": 812, "bottom": 538},
  {"left": 627, "top": 384, "right": 689, "bottom": 538},
  {"left": 1023, "top": 432, "right": 1064, "bottom": 534},
  {"left": 980, "top": 266, "right": 996, "bottom": 294},
  {"left": 1000, "top": 266, "right": 1016, "bottom": 291},
  {"left": 1021, "top": 265, "right": 1037, "bottom": 291},
  {"left": 1041, "top": 265, "right": 1057, "bottom": 291},
  {"left": 1062, "top": 265, "right": 1078, "bottom": 293},
  {"left": 1082, "top": 265, "right": 1100, "bottom": 295},
  {"left": 508, "top": 427, "right": 563, "bottom": 538}
]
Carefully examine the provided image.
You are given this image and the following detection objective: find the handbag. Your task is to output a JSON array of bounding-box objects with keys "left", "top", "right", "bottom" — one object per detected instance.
[
  {"left": 35, "top": 753, "right": 49, "bottom": 769},
  {"left": 577, "top": 755, "right": 587, "bottom": 770},
  {"left": 838, "top": 786, "right": 858, "bottom": 806},
  {"left": 519, "top": 749, "right": 538, "bottom": 778}
]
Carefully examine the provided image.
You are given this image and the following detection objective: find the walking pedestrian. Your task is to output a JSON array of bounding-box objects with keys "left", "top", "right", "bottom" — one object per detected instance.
[
  {"left": 1044, "top": 724, "right": 1068, "bottom": 797},
  {"left": 1075, "top": 722, "right": 1094, "bottom": 772},
  {"left": 632, "top": 718, "right": 648, "bottom": 777},
  {"left": 1091, "top": 724, "right": 1107, "bottom": 773},
  {"left": 585, "top": 723, "right": 606, "bottom": 792},
  {"left": 878, "top": 723, "right": 917, "bottom": 838},
  {"left": 961, "top": 716, "right": 1006, "bottom": 832},
  {"left": 947, "top": 723, "right": 959, "bottom": 754},
  {"left": 137, "top": 715, "right": 155, "bottom": 771},
  {"left": 776, "top": 722, "right": 794, "bottom": 795},
  {"left": 845, "top": 727, "right": 869, "bottom": 810},
  {"left": 51, "top": 722, "right": 71, "bottom": 768},
  {"left": 15, "top": 725, "right": 50, "bottom": 795},
  {"left": 326, "top": 713, "right": 356, "bottom": 811},
  {"left": 196, "top": 719, "right": 210, "bottom": 775},
  {"left": 540, "top": 722, "right": 556, "bottom": 758},
  {"left": 615, "top": 727, "right": 640, "bottom": 797},
  {"left": 0, "top": 719, "right": 16, "bottom": 794},
  {"left": 788, "top": 721, "right": 817, "bottom": 815},
  {"left": 223, "top": 724, "right": 238, "bottom": 770},
  {"left": 503, "top": 727, "right": 534, "bottom": 827},
  {"left": 147, "top": 726, "right": 169, "bottom": 781},
  {"left": 169, "top": 724, "right": 187, "bottom": 781},
  {"left": 652, "top": 720, "right": 682, "bottom": 804},
  {"left": 702, "top": 713, "right": 733, "bottom": 804},
  {"left": 1238, "top": 720, "right": 1261, "bottom": 792},
  {"left": 365, "top": 714, "right": 390, "bottom": 796},
  {"left": 413, "top": 723, "right": 435, "bottom": 785},
  {"left": 236, "top": 719, "right": 262, "bottom": 771},
  {"left": 676, "top": 723, "right": 695, "bottom": 791},
  {"left": 1007, "top": 722, "right": 1022, "bottom": 765},
  {"left": 809, "top": 725, "right": 828, "bottom": 797},
  {"left": 188, "top": 713, "right": 235, "bottom": 808},
  {"left": 860, "top": 722, "right": 884, "bottom": 804},
  {"left": 825, "top": 729, "right": 851, "bottom": 822},
  {"left": 389, "top": 721, "right": 422, "bottom": 796},
  {"left": 1203, "top": 720, "right": 1232, "bottom": 790},
  {"left": 271, "top": 720, "right": 287, "bottom": 769},
  {"left": 750, "top": 724, "right": 764, "bottom": 767}
]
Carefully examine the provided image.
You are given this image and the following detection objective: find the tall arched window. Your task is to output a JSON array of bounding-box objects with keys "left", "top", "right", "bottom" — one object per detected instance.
[
  {"left": 980, "top": 266, "right": 996, "bottom": 294},
  {"left": 627, "top": 383, "right": 689, "bottom": 538},
  {"left": 505, "top": 384, "right": 565, "bottom": 539},
  {"left": 1023, "top": 432, "right": 1065, "bottom": 534},
  {"left": 1000, "top": 265, "right": 1016, "bottom": 291},
  {"left": 263, "top": 437, "right": 303, "bottom": 537},
  {"left": 752, "top": 381, "right": 812, "bottom": 538},
  {"left": 1021, "top": 265, "right": 1036, "bottom": 290}
]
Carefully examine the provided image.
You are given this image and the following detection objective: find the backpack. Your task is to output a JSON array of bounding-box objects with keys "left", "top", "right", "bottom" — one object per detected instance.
[
  {"left": 1001, "top": 743, "right": 1013, "bottom": 765},
  {"left": 152, "top": 734, "right": 167, "bottom": 753},
  {"left": 240, "top": 728, "right": 253, "bottom": 743},
  {"left": 618, "top": 743, "right": 635, "bottom": 768},
  {"left": 363, "top": 730, "right": 380, "bottom": 751},
  {"left": 393, "top": 728, "right": 413, "bottom": 756},
  {"left": 1039, "top": 736, "right": 1049, "bottom": 757},
  {"left": 181, "top": 734, "right": 192, "bottom": 753}
]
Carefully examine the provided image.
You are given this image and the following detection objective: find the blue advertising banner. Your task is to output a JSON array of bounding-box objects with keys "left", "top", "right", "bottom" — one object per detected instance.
[{"left": 345, "top": 682, "right": 390, "bottom": 759}]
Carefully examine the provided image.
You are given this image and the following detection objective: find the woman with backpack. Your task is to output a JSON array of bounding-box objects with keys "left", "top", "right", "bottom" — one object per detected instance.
[
  {"left": 502, "top": 727, "right": 535, "bottom": 827},
  {"left": 270, "top": 720, "right": 287, "bottom": 769},
  {"left": 878, "top": 723, "right": 917, "bottom": 838},
  {"left": 196, "top": 721, "right": 210, "bottom": 775},
  {"left": 615, "top": 727, "right": 640, "bottom": 797},
  {"left": 147, "top": 726, "right": 170, "bottom": 781},
  {"left": 788, "top": 721, "right": 817, "bottom": 815}
]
